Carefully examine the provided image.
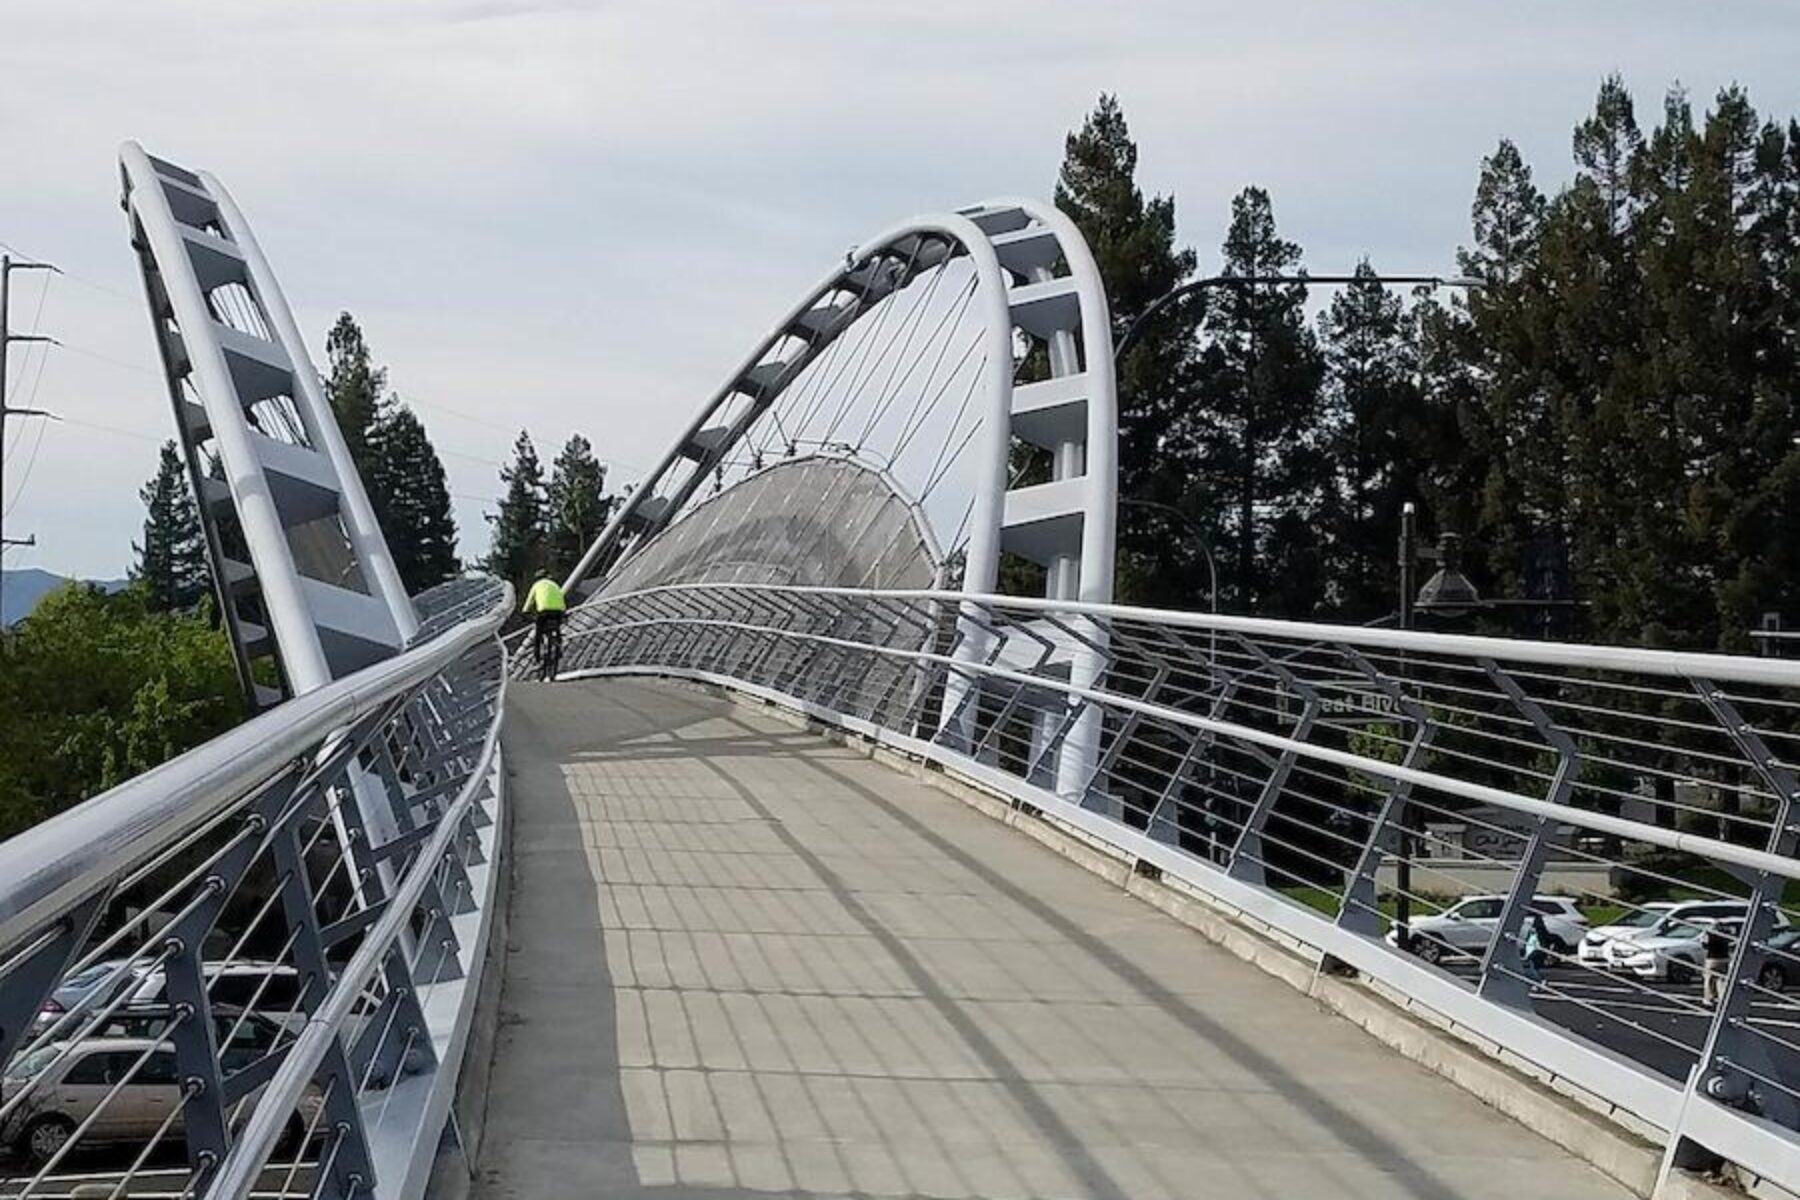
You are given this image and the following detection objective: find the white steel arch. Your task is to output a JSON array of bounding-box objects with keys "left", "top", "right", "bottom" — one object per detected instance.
[
  {"left": 562, "top": 199, "right": 1120, "bottom": 800},
  {"left": 120, "top": 142, "right": 418, "bottom": 708}
]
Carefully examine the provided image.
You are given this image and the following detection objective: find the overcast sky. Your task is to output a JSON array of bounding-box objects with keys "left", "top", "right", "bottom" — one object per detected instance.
[{"left": 3, "top": 0, "right": 1797, "bottom": 580}]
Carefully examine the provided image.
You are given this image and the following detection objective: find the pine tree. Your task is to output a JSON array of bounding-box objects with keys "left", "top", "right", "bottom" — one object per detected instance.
[
  {"left": 368, "top": 404, "right": 460, "bottom": 592},
  {"left": 1456, "top": 139, "right": 1550, "bottom": 599},
  {"left": 1534, "top": 80, "right": 1649, "bottom": 641},
  {"left": 132, "top": 441, "right": 211, "bottom": 613},
  {"left": 1317, "top": 261, "right": 1427, "bottom": 619},
  {"left": 486, "top": 431, "right": 548, "bottom": 588},
  {"left": 1683, "top": 88, "right": 1795, "bottom": 648},
  {"left": 1573, "top": 74, "right": 1644, "bottom": 236},
  {"left": 324, "top": 313, "right": 387, "bottom": 483},
  {"left": 546, "top": 434, "right": 614, "bottom": 578},
  {"left": 1193, "top": 187, "right": 1326, "bottom": 614},
  {"left": 1052, "top": 94, "right": 1206, "bottom": 606}
]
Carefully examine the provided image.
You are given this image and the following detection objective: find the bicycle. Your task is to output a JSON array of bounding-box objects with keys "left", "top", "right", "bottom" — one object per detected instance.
[{"left": 534, "top": 615, "right": 564, "bottom": 682}]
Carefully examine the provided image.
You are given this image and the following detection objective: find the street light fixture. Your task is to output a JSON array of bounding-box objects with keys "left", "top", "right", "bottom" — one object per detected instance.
[{"left": 1414, "top": 532, "right": 1482, "bottom": 617}]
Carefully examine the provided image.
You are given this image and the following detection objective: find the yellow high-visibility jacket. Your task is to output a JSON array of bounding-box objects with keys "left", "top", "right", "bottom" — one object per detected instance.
[{"left": 522, "top": 578, "right": 566, "bottom": 614}]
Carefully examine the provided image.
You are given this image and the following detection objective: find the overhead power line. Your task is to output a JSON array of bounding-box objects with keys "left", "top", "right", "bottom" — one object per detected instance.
[{"left": 1, "top": 251, "right": 61, "bottom": 622}]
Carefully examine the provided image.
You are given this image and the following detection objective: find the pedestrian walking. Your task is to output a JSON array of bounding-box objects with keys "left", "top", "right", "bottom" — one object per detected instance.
[
  {"left": 1703, "top": 922, "right": 1733, "bottom": 1007},
  {"left": 1521, "top": 912, "right": 1550, "bottom": 984}
]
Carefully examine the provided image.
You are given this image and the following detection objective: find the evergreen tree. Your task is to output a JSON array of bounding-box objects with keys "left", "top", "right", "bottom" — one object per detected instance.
[
  {"left": 322, "top": 313, "right": 465, "bottom": 595},
  {"left": 1455, "top": 139, "right": 1550, "bottom": 598},
  {"left": 325, "top": 313, "right": 387, "bottom": 482},
  {"left": 486, "top": 431, "right": 548, "bottom": 588},
  {"left": 1573, "top": 74, "right": 1644, "bottom": 236},
  {"left": 368, "top": 404, "right": 460, "bottom": 592},
  {"left": 132, "top": 440, "right": 210, "bottom": 613},
  {"left": 1677, "top": 87, "right": 1796, "bottom": 648},
  {"left": 1053, "top": 94, "right": 1205, "bottom": 606},
  {"left": 1317, "top": 262, "right": 1427, "bottom": 619},
  {"left": 546, "top": 434, "right": 614, "bottom": 578},
  {"left": 1193, "top": 187, "right": 1326, "bottom": 614}
]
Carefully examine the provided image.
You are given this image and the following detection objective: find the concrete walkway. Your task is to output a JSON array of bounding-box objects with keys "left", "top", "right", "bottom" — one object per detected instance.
[{"left": 475, "top": 678, "right": 1630, "bottom": 1200}]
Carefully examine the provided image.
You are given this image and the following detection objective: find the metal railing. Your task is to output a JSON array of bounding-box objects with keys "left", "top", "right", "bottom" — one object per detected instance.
[
  {"left": 0, "top": 579, "right": 511, "bottom": 1200},
  {"left": 557, "top": 581, "right": 1800, "bottom": 1186}
]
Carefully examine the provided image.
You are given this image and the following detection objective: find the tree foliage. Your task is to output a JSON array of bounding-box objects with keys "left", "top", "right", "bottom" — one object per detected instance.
[
  {"left": 0, "top": 583, "right": 240, "bottom": 839},
  {"left": 325, "top": 313, "right": 386, "bottom": 479},
  {"left": 132, "top": 440, "right": 210, "bottom": 613},
  {"left": 486, "top": 431, "right": 549, "bottom": 589},
  {"left": 1195, "top": 187, "right": 1327, "bottom": 616},
  {"left": 367, "top": 404, "right": 459, "bottom": 591},
  {"left": 1056, "top": 82, "right": 1800, "bottom": 648},
  {"left": 1053, "top": 94, "right": 1203, "bottom": 607},
  {"left": 546, "top": 434, "right": 615, "bottom": 578},
  {"left": 324, "top": 313, "right": 460, "bottom": 593}
]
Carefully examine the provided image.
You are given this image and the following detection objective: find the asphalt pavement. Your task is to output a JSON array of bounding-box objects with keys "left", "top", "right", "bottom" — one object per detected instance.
[{"left": 1427, "top": 957, "right": 1799, "bottom": 1083}]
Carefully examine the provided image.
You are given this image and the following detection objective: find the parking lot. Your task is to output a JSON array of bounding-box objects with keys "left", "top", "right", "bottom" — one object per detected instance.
[{"left": 1426, "top": 956, "right": 1797, "bottom": 1082}]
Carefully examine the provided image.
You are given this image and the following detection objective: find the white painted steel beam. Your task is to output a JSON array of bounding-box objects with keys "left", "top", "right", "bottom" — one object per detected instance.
[{"left": 121, "top": 143, "right": 417, "bottom": 706}]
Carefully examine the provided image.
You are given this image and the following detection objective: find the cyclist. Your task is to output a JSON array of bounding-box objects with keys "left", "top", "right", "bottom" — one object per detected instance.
[{"left": 521, "top": 569, "right": 567, "bottom": 676}]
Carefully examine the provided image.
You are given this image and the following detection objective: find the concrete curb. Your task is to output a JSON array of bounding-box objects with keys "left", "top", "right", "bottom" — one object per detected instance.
[
  {"left": 423, "top": 736, "right": 518, "bottom": 1200},
  {"left": 691, "top": 680, "right": 1760, "bottom": 1200}
]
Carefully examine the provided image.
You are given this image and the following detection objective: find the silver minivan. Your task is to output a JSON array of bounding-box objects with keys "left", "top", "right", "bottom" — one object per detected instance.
[{"left": 1, "top": 1036, "right": 321, "bottom": 1165}]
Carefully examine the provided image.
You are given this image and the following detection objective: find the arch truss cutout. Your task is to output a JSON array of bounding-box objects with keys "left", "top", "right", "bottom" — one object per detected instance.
[{"left": 121, "top": 142, "right": 418, "bottom": 710}]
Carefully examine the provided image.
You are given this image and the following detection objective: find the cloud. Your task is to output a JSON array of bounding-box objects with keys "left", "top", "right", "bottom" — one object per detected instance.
[{"left": 3, "top": 0, "right": 1797, "bottom": 577}]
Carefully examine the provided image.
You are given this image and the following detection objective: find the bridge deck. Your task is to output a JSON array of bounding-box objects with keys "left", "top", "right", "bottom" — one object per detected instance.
[{"left": 476, "top": 679, "right": 1628, "bottom": 1200}]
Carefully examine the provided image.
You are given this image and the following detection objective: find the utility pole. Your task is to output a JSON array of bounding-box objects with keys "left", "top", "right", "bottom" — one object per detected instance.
[{"left": 1, "top": 252, "right": 60, "bottom": 626}]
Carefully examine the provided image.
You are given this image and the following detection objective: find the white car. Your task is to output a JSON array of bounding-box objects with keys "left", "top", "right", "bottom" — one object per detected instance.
[
  {"left": 1606, "top": 916, "right": 1737, "bottom": 982},
  {"left": 123, "top": 962, "right": 306, "bottom": 1026},
  {"left": 1387, "top": 895, "right": 1589, "bottom": 965},
  {"left": 1577, "top": 902, "right": 1679, "bottom": 966}
]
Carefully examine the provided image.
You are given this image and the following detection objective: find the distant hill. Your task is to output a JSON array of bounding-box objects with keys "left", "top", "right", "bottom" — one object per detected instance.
[{"left": 1, "top": 569, "right": 129, "bottom": 626}]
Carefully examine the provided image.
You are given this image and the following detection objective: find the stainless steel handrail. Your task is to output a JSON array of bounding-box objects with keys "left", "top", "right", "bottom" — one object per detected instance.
[
  {"left": 560, "top": 580, "right": 1800, "bottom": 1187},
  {"left": 566, "top": 609, "right": 1800, "bottom": 882},
  {"left": 577, "top": 580, "right": 1800, "bottom": 689},
  {"left": 209, "top": 629, "right": 512, "bottom": 1197},
  {"left": 0, "top": 587, "right": 512, "bottom": 953}
]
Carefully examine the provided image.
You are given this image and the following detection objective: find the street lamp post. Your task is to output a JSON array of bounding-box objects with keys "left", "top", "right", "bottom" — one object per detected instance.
[
  {"left": 1115, "top": 272, "right": 1484, "bottom": 363},
  {"left": 1117, "top": 497, "right": 1217, "bottom": 614},
  {"left": 1393, "top": 504, "right": 1485, "bottom": 953},
  {"left": 1112, "top": 268, "right": 1481, "bottom": 615},
  {"left": 1395, "top": 503, "right": 1420, "bottom": 951}
]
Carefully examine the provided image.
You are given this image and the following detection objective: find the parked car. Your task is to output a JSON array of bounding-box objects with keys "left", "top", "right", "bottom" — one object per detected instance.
[
  {"left": 1754, "top": 927, "right": 1799, "bottom": 993},
  {"left": 1577, "top": 903, "right": 1678, "bottom": 966},
  {"left": 1603, "top": 904, "right": 1793, "bottom": 983},
  {"left": 1387, "top": 894, "right": 1589, "bottom": 964},
  {"left": 1607, "top": 916, "right": 1742, "bottom": 982},
  {"left": 122, "top": 962, "right": 306, "bottom": 1027},
  {"left": 0, "top": 1036, "right": 321, "bottom": 1165},
  {"left": 1582, "top": 900, "right": 1778, "bottom": 970},
  {"left": 35, "top": 960, "right": 305, "bottom": 1036},
  {"left": 86, "top": 1004, "right": 291, "bottom": 1073},
  {"left": 32, "top": 959, "right": 132, "bottom": 1033}
]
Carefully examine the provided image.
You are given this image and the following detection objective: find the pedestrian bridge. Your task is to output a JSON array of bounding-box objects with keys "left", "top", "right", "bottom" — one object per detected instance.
[
  {"left": 0, "top": 145, "right": 1794, "bottom": 1200},
  {"left": 480, "top": 678, "right": 1624, "bottom": 1200}
]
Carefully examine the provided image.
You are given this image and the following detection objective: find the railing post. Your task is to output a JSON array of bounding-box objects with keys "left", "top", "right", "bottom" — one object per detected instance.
[
  {"left": 1336, "top": 647, "right": 1435, "bottom": 937},
  {"left": 1476, "top": 661, "right": 1578, "bottom": 1008},
  {"left": 158, "top": 778, "right": 300, "bottom": 1186},
  {"left": 1224, "top": 637, "right": 1320, "bottom": 888},
  {"left": 1677, "top": 680, "right": 1800, "bottom": 1147},
  {"left": 0, "top": 893, "right": 106, "bottom": 1071}
]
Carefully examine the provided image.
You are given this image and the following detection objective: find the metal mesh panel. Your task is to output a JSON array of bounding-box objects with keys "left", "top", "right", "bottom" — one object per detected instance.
[{"left": 601, "top": 456, "right": 942, "bottom": 597}]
